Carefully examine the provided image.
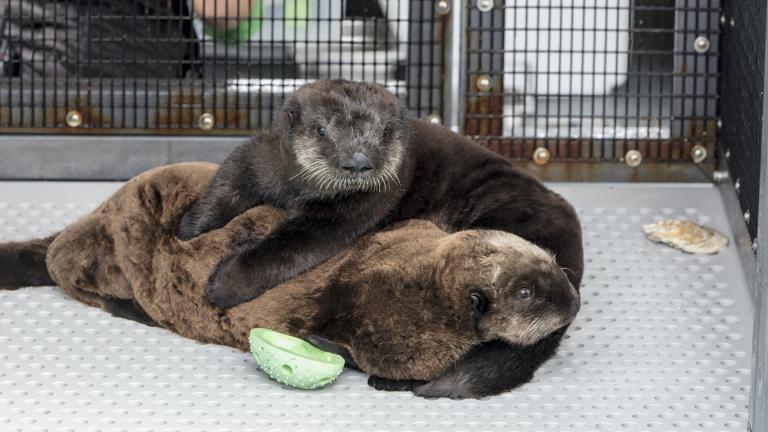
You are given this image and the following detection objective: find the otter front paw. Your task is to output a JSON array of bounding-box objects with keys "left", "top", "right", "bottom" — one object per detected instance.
[
  {"left": 368, "top": 376, "right": 426, "bottom": 392},
  {"left": 206, "top": 256, "right": 255, "bottom": 309},
  {"left": 177, "top": 212, "right": 199, "bottom": 240}
]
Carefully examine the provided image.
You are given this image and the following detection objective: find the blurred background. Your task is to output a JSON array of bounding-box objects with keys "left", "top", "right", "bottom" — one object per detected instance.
[{"left": 0, "top": 1, "right": 722, "bottom": 181}]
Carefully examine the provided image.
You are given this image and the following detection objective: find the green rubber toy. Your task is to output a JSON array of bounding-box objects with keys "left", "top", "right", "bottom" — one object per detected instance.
[{"left": 248, "top": 328, "right": 345, "bottom": 390}]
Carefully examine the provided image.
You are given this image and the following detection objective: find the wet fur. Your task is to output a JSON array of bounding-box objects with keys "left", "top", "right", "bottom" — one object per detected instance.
[{"left": 0, "top": 163, "right": 581, "bottom": 398}]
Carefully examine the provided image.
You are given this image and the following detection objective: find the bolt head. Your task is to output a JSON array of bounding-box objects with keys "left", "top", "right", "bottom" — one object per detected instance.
[
  {"left": 435, "top": 0, "right": 451, "bottom": 15},
  {"left": 744, "top": 210, "right": 751, "bottom": 224},
  {"left": 65, "top": 110, "right": 83, "bottom": 128},
  {"left": 693, "top": 36, "right": 710, "bottom": 53},
  {"left": 752, "top": 240, "right": 758, "bottom": 252},
  {"left": 720, "top": 14, "right": 726, "bottom": 25},
  {"left": 725, "top": 148, "right": 731, "bottom": 160},
  {"left": 730, "top": 17, "right": 735, "bottom": 27},
  {"left": 691, "top": 144, "right": 708, "bottom": 163},
  {"left": 477, "top": 0, "right": 494, "bottom": 12},
  {"left": 532, "top": 147, "right": 551, "bottom": 165},
  {"left": 198, "top": 113, "right": 215, "bottom": 131},
  {"left": 475, "top": 75, "right": 493, "bottom": 92},
  {"left": 425, "top": 113, "right": 442, "bottom": 124},
  {"left": 712, "top": 170, "right": 728, "bottom": 182},
  {"left": 624, "top": 149, "right": 642, "bottom": 168},
  {"left": 735, "top": 178, "right": 741, "bottom": 193}
]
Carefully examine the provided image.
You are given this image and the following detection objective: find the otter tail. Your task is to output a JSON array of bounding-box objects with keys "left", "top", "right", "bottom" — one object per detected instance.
[{"left": 0, "top": 234, "right": 58, "bottom": 289}]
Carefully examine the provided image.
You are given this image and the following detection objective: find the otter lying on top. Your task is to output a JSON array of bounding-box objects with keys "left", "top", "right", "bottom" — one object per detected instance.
[{"left": 178, "top": 79, "right": 584, "bottom": 399}]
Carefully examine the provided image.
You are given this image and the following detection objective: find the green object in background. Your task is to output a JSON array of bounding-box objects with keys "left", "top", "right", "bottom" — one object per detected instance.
[
  {"left": 203, "top": 0, "right": 262, "bottom": 44},
  {"left": 285, "top": 0, "right": 309, "bottom": 28},
  {"left": 203, "top": 0, "right": 309, "bottom": 44},
  {"left": 249, "top": 328, "right": 345, "bottom": 390}
]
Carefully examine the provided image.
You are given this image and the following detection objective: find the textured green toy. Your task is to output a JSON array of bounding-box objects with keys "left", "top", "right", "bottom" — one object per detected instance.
[{"left": 249, "top": 328, "right": 345, "bottom": 389}]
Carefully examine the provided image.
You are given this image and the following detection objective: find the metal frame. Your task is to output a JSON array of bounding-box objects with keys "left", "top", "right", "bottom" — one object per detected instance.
[
  {"left": 443, "top": 0, "right": 466, "bottom": 132},
  {"left": 748, "top": 4, "right": 768, "bottom": 428}
]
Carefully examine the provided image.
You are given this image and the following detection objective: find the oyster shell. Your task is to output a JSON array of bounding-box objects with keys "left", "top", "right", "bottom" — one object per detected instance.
[{"left": 643, "top": 220, "right": 729, "bottom": 255}]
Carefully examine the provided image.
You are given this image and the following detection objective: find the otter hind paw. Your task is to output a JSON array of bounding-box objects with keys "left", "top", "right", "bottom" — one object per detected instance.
[{"left": 368, "top": 376, "right": 426, "bottom": 392}]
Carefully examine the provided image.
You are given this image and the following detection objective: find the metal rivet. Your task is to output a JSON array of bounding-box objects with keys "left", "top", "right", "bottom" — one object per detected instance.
[
  {"left": 693, "top": 36, "right": 710, "bottom": 53},
  {"left": 475, "top": 75, "right": 493, "bottom": 92},
  {"left": 720, "top": 14, "right": 726, "bottom": 25},
  {"left": 65, "top": 110, "right": 83, "bottom": 128},
  {"left": 752, "top": 240, "right": 758, "bottom": 252},
  {"left": 730, "top": 17, "right": 735, "bottom": 27},
  {"left": 717, "top": 119, "right": 722, "bottom": 129},
  {"left": 712, "top": 170, "right": 728, "bottom": 183},
  {"left": 532, "top": 147, "right": 551, "bottom": 165},
  {"left": 198, "top": 113, "right": 215, "bottom": 131},
  {"left": 744, "top": 210, "right": 751, "bottom": 224},
  {"left": 691, "top": 144, "right": 708, "bottom": 163},
  {"left": 725, "top": 149, "right": 731, "bottom": 160},
  {"left": 476, "top": 0, "right": 494, "bottom": 12},
  {"left": 624, "top": 149, "right": 642, "bottom": 168},
  {"left": 435, "top": 0, "right": 451, "bottom": 15},
  {"left": 425, "top": 113, "right": 442, "bottom": 124},
  {"left": 735, "top": 178, "right": 741, "bottom": 193}
]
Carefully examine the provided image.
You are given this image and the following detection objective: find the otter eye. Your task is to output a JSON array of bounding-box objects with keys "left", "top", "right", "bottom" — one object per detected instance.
[
  {"left": 382, "top": 127, "right": 391, "bottom": 138},
  {"left": 470, "top": 292, "right": 489, "bottom": 315},
  {"left": 316, "top": 127, "right": 327, "bottom": 137},
  {"left": 517, "top": 288, "right": 532, "bottom": 300}
]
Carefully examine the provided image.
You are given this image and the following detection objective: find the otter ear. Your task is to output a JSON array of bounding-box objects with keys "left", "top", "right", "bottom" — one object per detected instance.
[
  {"left": 287, "top": 110, "right": 299, "bottom": 125},
  {"left": 283, "top": 99, "right": 301, "bottom": 127}
]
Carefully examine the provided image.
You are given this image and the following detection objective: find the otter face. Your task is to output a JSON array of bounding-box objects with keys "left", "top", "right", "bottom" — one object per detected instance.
[
  {"left": 280, "top": 80, "right": 407, "bottom": 194},
  {"left": 460, "top": 232, "right": 581, "bottom": 346}
]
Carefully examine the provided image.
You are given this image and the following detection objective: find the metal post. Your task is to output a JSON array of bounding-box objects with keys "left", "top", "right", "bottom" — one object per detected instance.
[
  {"left": 443, "top": 0, "right": 466, "bottom": 133},
  {"left": 749, "top": 4, "right": 768, "bottom": 430}
]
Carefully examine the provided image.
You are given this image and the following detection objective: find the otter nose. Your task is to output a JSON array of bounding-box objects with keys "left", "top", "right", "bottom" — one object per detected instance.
[
  {"left": 341, "top": 152, "right": 373, "bottom": 173},
  {"left": 566, "top": 300, "right": 580, "bottom": 320}
]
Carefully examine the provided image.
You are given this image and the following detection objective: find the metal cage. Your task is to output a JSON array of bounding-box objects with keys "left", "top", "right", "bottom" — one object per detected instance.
[{"left": 0, "top": 1, "right": 720, "bottom": 174}]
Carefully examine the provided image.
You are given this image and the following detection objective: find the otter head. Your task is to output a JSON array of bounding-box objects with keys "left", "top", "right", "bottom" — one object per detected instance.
[
  {"left": 278, "top": 79, "right": 408, "bottom": 195},
  {"left": 439, "top": 231, "right": 581, "bottom": 347}
]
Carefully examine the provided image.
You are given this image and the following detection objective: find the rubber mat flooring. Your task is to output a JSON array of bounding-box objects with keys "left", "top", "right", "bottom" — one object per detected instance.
[{"left": 0, "top": 182, "right": 753, "bottom": 432}]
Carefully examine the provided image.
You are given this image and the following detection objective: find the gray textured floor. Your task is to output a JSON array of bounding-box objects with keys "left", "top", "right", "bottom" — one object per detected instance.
[{"left": 0, "top": 181, "right": 753, "bottom": 432}]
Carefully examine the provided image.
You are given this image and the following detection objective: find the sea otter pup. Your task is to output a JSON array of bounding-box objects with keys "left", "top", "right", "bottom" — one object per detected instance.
[
  {"left": 176, "top": 80, "right": 584, "bottom": 399},
  {"left": 299, "top": 227, "right": 580, "bottom": 390},
  {"left": 178, "top": 80, "right": 411, "bottom": 307}
]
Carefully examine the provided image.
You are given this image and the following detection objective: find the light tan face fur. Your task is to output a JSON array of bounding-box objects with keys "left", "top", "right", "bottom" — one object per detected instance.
[
  {"left": 292, "top": 134, "right": 403, "bottom": 194},
  {"left": 440, "top": 230, "right": 580, "bottom": 346}
]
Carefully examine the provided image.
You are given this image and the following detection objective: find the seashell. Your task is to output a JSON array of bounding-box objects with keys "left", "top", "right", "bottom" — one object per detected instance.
[{"left": 642, "top": 220, "right": 728, "bottom": 255}]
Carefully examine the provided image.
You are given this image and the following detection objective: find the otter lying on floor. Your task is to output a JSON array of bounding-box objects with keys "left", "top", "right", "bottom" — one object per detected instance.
[{"left": 0, "top": 163, "right": 580, "bottom": 399}]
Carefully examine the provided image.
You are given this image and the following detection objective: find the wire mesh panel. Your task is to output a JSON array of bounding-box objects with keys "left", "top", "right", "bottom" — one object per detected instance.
[
  {"left": 720, "top": 0, "right": 765, "bottom": 242},
  {"left": 465, "top": 0, "right": 720, "bottom": 165},
  {"left": 0, "top": 0, "right": 721, "bottom": 172},
  {"left": 0, "top": 0, "right": 443, "bottom": 133}
]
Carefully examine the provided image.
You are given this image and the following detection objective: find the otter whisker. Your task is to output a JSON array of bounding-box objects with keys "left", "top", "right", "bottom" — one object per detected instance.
[
  {"left": 560, "top": 266, "right": 576, "bottom": 276},
  {"left": 520, "top": 316, "right": 543, "bottom": 343}
]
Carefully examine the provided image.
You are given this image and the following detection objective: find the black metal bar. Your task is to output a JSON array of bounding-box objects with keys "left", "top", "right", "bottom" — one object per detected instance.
[{"left": 749, "top": 2, "right": 768, "bottom": 429}]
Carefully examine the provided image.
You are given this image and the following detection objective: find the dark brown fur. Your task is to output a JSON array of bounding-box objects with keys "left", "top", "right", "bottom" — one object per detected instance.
[
  {"left": 178, "top": 80, "right": 410, "bottom": 308},
  {"left": 0, "top": 163, "right": 579, "bottom": 396},
  {"left": 180, "top": 81, "right": 584, "bottom": 398},
  {"left": 0, "top": 234, "right": 58, "bottom": 288}
]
